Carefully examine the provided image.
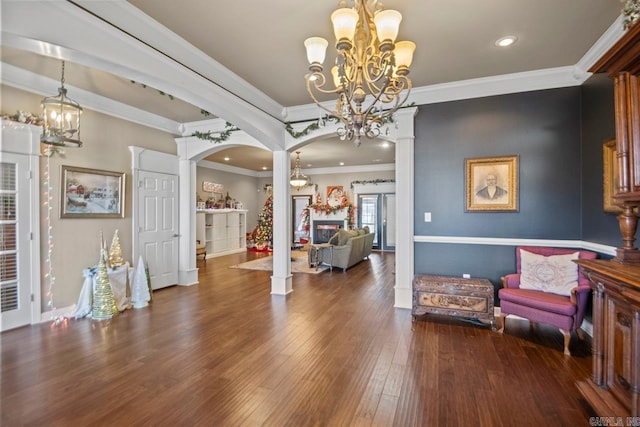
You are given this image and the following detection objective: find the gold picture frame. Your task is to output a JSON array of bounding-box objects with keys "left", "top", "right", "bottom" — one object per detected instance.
[
  {"left": 465, "top": 155, "right": 519, "bottom": 212},
  {"left": 60, "top": 165, "right": 125, "bottom": 218},
  {"left": 603, "top": 139, "right": 621, "bottom": 213}
]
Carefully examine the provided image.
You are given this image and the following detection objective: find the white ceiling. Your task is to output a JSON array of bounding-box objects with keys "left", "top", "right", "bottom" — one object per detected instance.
[{"left": 0, "top": 0, "right": 624, "bottom": 171}]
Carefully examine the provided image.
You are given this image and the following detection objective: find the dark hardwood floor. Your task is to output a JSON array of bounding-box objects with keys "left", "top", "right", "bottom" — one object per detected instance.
[{"left": 1, "top": 250, "right": 596, "bottom": 426}]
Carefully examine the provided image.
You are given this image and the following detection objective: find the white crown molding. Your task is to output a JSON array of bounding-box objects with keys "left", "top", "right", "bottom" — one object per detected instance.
[
  {"left": 410, "top": 66, "right": 588, "bottom": 107},
  {"left": 181, "top": 118, "right": 231, "bottom": 136},
  {"left": 305, "top": 163, "right": 395, "bottom": 176},
  {"left": 575, "top": 15, "right": 625, "bottom": 76},
  {"left": 285, "top": 67, "right": 588, "bottom": 122},
  {"left": 2, "top": 62, "right": 182, "bottom": 134},
  {"left": 414, "top": 235, "right": 616, "bottom": 255},
  {"left": 196, "top": 160, "right": 395, "bottom": 177},
  {"left": 197, "top": 159, "right": 262, "bottom": 177}
]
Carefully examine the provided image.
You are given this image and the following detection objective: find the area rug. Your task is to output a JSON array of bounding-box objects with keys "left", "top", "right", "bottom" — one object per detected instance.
[{"left": 230, "top": 250, "right": 329, "bottom": 274}]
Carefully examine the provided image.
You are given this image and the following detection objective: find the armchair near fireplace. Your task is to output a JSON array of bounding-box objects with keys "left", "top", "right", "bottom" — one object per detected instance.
[{"left": 498, "top": 246, "right": 597, "bottom": 356}]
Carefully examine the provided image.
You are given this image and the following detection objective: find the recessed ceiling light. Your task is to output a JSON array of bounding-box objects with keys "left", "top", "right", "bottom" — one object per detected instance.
[
  {"left": 224, "top": 156, "right": 230, "bottom": 161},
  {"left": 495, "top": 36, "right": 517, "bottom": 47},
  {"left": 306, "top": 163, "right": 312, "bottom": 167},
  {"left": 382, "top": 142, "right": 390, "bottom": 148},
  {"left": 339, "top": 162, "right": 345, "bottom": 166},
  {"left": 262, "top": 166, "right": 268, "bottom": 170}
]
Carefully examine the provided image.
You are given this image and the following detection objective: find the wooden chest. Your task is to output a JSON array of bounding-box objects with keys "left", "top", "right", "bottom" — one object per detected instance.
[{"left": 412, "top": 275, "right": 495, "bottom": 329}]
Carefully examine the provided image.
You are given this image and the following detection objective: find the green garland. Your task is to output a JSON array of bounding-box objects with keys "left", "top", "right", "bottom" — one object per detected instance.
[
  {"left": 130, "top": 80, "right": 175, "bottom": 100},
  {"left": 130, "top": 81, "right": 212, "bottom": 117},
  {"left": 284, "top": 116, "right": 340, "bottom": 138},
  {"left": 285, "top": 121, "right": 319, "bottom": 138},
  {"left": 622, "top": 0, "right": 640, "bottom": 29},
  {"left": 2, "top": 110, "right": 43, "bottom": 126},
  {"left": 350, "top": 179, "right": 395, "bottom": 189},
  {"left": 306, "top": 199, "right": 356, "bottom": 228},
  {"left": 284, "top": 104, "right": 416, "bottom": 139},
  {"left": 192, "top": 122, "right": 239, "bottom": 143}
]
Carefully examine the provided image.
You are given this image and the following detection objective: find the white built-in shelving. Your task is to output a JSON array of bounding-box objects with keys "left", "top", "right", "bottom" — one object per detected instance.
[{"left": 196, "top": 209, "right": 247, "bottom": 258}]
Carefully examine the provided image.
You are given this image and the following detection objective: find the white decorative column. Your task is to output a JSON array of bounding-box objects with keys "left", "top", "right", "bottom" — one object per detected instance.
[
  {"left": 393, "top": 107, "right": 418, "bottom": 309},
  {"left": 178, "top": 157, "right": 198, "bottom": 286},
  {"left": 271, "top": 150, "right": 293, "bottom": 295}
]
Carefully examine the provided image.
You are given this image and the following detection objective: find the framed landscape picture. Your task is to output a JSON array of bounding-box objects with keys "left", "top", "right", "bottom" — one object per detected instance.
[
  {"left": 60, "top": 165, "right": 125, "bottom": 218},
  {"left": 465, "top": 155, "right": 519, "bottom": 212}
]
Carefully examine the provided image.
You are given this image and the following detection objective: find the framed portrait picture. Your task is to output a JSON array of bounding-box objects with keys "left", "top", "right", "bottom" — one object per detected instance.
[
  {"left": 603, "top": 139, "right": 621, "bottom": 213},
  {"left": 465, "top": 155, "right": 519, "bottom": 212},
  {"left": 60, "top": 165, "right": 125, "bottom": 218}
]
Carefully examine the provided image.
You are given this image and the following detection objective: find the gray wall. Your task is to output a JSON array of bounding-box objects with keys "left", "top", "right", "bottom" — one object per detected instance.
[
  {"left": 580, "top": 73, "right": 619, "bottom": 247},
  {"left": 413, "top": 87, "right": 590, "bottom": 293}
]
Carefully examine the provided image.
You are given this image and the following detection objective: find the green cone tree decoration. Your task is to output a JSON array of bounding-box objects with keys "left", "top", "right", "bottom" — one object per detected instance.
[
  {"left": 109, "top": 229, "right": 125, "bottom": 268},
  {"left": 92, "top": 241, "right": 119, "bottom": 319}
]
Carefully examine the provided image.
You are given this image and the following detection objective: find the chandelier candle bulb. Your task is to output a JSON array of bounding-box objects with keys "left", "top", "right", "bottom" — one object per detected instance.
[
  {"left": 373, "top": 9, "right": 402, "bottom": 48},
  {"left": 304, "top": 37, "right": 328, "bottom": 71},
  {"left": 394, "top": 41, "right": 416, "bottom": 71},
  {"left": 331, "top": 8, "right": 358, "bottom": 42}
]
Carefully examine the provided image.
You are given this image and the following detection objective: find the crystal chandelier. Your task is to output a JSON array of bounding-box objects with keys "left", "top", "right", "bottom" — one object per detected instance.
[
  {"left": 290, "top": 151, "right": 310, "bottom": 190},
  {"left": 304, "top": 0, "right": 415, "bottom": 146},
  {"left": 41, "top": 61, "right": 83, "bottom": 147}
]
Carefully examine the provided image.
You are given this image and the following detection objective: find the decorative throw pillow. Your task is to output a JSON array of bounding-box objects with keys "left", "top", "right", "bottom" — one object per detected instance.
[
  {"left": 335, "top": 230, "right": 352, "bottom": 246},
  {"left": 519, "top": 249, "right": 580, "bottom": 296}
]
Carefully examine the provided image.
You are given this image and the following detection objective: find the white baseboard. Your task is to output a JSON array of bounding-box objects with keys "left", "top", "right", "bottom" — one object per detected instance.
[
  {"left": 40, "top": 305, "right": 76, "bottom": 323},
  {"left": 581, "top": 319, "right": 593, "bottom": 337}
]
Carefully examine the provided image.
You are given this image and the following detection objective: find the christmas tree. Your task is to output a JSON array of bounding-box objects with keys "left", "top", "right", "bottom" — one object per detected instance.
[
  {"left": 109, "top": 229, "right": 125, "bottom": 268},
  {"left": 254, "top": 194, "right": 273, "bottom": 247}
]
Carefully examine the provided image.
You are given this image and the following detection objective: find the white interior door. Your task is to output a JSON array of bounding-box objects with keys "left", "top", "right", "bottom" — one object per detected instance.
[
  {"left": 138, "top": 170, "right": 178, "bottom": 289},
  {"left": 1, "top": 155, "right": 32, "bottom": 331}
]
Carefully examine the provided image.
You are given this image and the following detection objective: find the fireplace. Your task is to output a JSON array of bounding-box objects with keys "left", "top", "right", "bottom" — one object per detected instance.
[{"left": 313, "top": 220, "right": 344, "bottom": 244}]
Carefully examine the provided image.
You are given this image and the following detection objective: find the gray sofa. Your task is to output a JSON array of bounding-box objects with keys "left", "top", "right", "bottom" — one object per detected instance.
[{"left": 310, "top": 227, "right": 375, "bottom": 271}]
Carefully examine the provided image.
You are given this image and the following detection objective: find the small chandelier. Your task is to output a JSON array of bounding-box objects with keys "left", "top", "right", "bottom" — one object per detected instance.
[
  {"left": 290, "top": 151, "right": 310, "bottom": 190},
  {"left": 41, "top": 61, "right": 83, "bottom": 147},
  {"left": 304, "top": 0, "right": 415, "bottom": 146}
]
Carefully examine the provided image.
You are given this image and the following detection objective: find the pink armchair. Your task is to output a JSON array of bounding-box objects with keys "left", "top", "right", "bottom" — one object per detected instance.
[{"left": 498, "top": 246, "right": 597, "bottom": 356}]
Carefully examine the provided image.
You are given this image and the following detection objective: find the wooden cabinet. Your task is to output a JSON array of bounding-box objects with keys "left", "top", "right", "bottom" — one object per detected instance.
[
  {"left": 576, "top": 17, "right": 640, "bottom": 420},
  {"left": 196, "top": 209, "right": 247, "bottom": 258},
  {"left": 576, "top": 260, "right": 640, "bottom": 417},
  {"left": 589, "top": 21, "right": 640, "bottom": 263}
]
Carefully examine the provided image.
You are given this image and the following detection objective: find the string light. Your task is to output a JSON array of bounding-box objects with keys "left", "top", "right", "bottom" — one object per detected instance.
[{"left": 43, "top": 153, "right": 64, "bottom": 326}]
